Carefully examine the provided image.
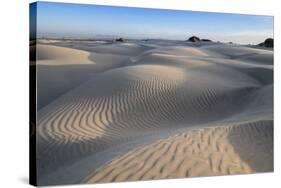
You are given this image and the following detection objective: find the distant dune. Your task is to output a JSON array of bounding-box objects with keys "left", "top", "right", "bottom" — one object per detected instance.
[{"left": 34, "top": 39, "right": 273, "bottom": 186}]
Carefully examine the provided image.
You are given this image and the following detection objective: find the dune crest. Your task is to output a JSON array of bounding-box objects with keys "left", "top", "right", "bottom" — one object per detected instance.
[
  {"left": 35, "top": 40, "right": 273, "bottom": 185},
  {"left": 36, "top": 44, "right": 95, "bottom": 65},
  {"left": 85, "top": 120, "right": 273, "bottom": 183}
]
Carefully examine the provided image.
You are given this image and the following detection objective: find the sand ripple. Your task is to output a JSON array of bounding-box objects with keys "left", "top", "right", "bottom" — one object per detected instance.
[
  {"left": 85, "top": 120, "right": 272, "bottom": 183},
  {"left": 35, "top": 42, "right": 273, "bottom": 185}
]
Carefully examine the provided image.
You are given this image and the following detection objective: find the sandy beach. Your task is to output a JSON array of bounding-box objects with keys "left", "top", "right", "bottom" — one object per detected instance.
[{"left": 34, "top": 39, "right": 273, "bottom": 185}]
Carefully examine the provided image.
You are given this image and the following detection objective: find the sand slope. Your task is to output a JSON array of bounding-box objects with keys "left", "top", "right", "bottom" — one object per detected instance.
[
  {"left": 85, "top": 120, "right": 272, "bottom": 183},
  {"left": 35, "top": 40, "right": 273, "bottom": 185},
  {"left": 35, "top": 44, "right": 131, "bottom": 109}
]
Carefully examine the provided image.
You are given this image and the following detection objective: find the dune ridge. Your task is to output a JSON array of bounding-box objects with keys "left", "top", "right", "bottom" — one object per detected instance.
[
  {"left": 85, "top": 120, "right": 272, "bottom": 183},
  {"left": 35, "top": 40, "right": 273, "bottom": 185}
]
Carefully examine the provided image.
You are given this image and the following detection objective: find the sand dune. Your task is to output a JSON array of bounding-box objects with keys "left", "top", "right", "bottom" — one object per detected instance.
[
  {"left": 85, "top": 120, "right": 272, "bottom": 183},
  {"left": 36, "top": 44, "right": 131, "bottom": 109},
  {"left": 84, "top": 42, "right": 149, "bottom": 56},
  {"left": 35, "top": 40, "right": 273, "bottom": 185},
  {"left": 36, "top": 44, "right": 95, "bottom": 65},
  {"left": 201, "top": 44, "right": 273, "bottom": 59}
]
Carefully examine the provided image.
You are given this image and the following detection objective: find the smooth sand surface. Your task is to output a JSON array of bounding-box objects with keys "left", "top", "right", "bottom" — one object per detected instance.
[
  {"left": 35, "top": 44, "right": 131, "bottom": 109},
  {"left": 35, "top": 40, "right": 273, "bottom": 185}
]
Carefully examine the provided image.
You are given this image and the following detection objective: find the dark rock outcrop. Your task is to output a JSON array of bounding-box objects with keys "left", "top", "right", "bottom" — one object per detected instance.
[
  {"left": 201, "top": 39, "right": 212, "bottom": 42},
  {"left": 116, "top": 38, "right": 124, "bottom": 42},
  {"left": 187, "top": 36, "right": 200, "bottom": 42},
  {"left": 259, "top": 38, "right": 273, "bottom": 48},
  {"left": 187, "top": 36, "right": 212, "bottom": 43}
]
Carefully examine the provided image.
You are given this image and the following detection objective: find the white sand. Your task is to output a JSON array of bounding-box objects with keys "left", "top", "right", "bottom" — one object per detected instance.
[{"left": 35, "top": 40, "right": 273, "bottom": 186}]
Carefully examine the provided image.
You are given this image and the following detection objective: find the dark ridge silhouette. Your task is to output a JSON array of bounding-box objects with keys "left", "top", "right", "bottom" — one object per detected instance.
[
  {"left": 259, "top": 38, "right": 273, "bottom": 48},
  {"left": 187, "top": 36, "right": 200, "bottom": 42},
  {"left": 201, "top": 39, "right": 212, "bottom": 42},
  {"left": 116, "top": 38, "right": 124, "bottom": 42}
]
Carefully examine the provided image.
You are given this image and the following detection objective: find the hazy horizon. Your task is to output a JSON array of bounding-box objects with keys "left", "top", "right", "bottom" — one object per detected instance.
[{"left": 34, "top": 2, "right": 273, "bottom": 44}]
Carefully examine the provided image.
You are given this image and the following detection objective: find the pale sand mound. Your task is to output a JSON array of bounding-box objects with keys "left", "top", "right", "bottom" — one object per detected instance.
[
  {"left": 147, "top": 46, "right": 210, "bottom": 57},
  {"left": 36, "top": 44, "right": 95, "bottom": 65},
  {"left": 36, "top": 44, "right": 130, "bottom": 109},
  {"left": 201, "top": 44, "right": 273, "bottom": 59},
  {"left": 37, "top": 63, "right": 260, "bottom": 149},
  {"left": 88, "top": 42, "right": 149, "bottom": 56},
  {"left": 35, "top": 41, "right": 273, "bottom": 185},
  {"left": 85, "top": 120, "right": 272, "bottom": 183}
]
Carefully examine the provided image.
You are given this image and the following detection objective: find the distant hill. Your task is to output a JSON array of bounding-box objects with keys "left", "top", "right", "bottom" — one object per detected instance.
[
  {"left": 187, "top": 36, "right": 212, "bottom": 43},
  {"left": 258, "top": 38, "right": 273, "bottom": 48},
  {"left": 116, "top": 38, "right": 124, "bottom": 42},
  {"left": 187, "top": 36, "right": 200, "bottom": 42}
]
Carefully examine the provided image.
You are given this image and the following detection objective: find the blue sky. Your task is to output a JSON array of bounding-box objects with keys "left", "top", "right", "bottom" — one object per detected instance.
[{"left": 34, "top": 1, "right": 273, "bottom": 44}]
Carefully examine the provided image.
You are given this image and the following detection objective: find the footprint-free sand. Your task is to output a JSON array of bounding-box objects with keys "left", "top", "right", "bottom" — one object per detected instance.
[{"left": 33, "top": 39, "right": 273, "bottom": 185}]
